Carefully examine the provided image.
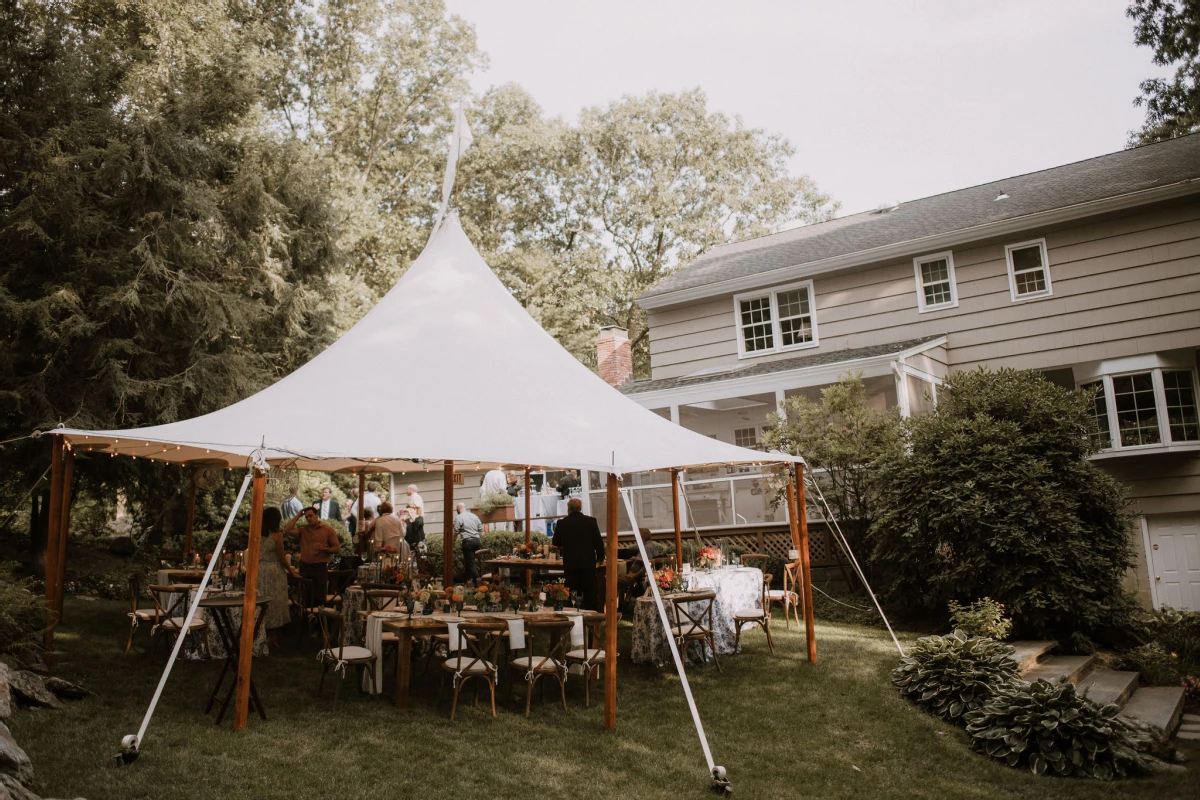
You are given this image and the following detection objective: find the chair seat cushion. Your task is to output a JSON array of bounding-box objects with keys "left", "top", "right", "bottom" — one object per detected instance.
[
  {"left": 442, "top": 657, "right": 496, "bottom": 675},
  {"left": 670, "top": 625, "right": 711, "bottom": 639},
  {"left": 131, "top": 609, "right": 157, "bottom": 620},
  {"left": 163, "top": 616, "right": 207, "bottom": 632},
  {"left": 565, "top": 648, "right": 605, "bottom": 663},
  {"left": 734, "top": 608, "right": 765, "bottom": 620},
  {"left": 766, "top": 590, "right": 788, "bottom": 599},
  {"left": 320, "top": 646, "right": 374, "bottom": 662},
  {"left": 510, "top": 656, "right": 562, "bottom": 672}
]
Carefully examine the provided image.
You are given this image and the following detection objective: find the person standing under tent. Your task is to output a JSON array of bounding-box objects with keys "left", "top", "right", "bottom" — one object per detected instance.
[
  {"left": 281, "top": 487, "right": 303, "bottom": 520},
  {"left": 350, "top": 482, "right": 382, "bottom": 520},
  {"left": 506, "top": 472, "right": 522, "bottom": 532},
  {"left": 314, "top": 486, "right": 340, "bottom": 520},
  {"left": 368, "top": 502, "right": 409, "bottom": 563},
  {"left": 405, "top": 484, "right": 424, "bottom": 516},
  {"left": 404, "top": 506, "right": 426, "bottom": 551},
  {"left": 480, "top": 468, "right": 507, "bottom": 497},
  {"left": 557, "top": 470, "right": 581, "bottom": 498},
  {"left": 552, "top": 497, "right": 605, "bottom": 611},
  {"left": 453, "top": 502, "right": 484, "bottom": 581},
  {"left": 285, "top": 507, "right": 341, "bottom": 609},
  {"left": 257, "top": 507, "right": 293, "bottom": 645},
  {"left": 344, "top": 487, "right": 359, "bottom": 538}
]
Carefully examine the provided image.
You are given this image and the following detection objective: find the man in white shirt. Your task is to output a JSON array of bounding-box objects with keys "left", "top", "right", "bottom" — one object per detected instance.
[
  {"left": 349, "top": 482, "right": 383, "bottom": 519},
  {"left": 480, "top": 468, "right": 506, "bottom": 497},
  {"left": 405, "top": 484, "right": 424, "bottom": 515}
]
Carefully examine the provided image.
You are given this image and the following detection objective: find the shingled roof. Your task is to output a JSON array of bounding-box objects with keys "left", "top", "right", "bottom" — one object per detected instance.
[
  {"left": 642, "top": 133, "right": 1200, "bottom": 303},
  {"left": 620, "top": 335, "right": 945, "bottom": 396}
]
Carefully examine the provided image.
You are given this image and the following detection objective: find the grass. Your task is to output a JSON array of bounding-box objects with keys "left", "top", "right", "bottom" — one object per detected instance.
[{"left": 9, "top": 598, "right": 1200, "bottom": 800}]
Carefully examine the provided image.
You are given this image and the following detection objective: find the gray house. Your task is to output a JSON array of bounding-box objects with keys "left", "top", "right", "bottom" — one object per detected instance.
[{"left": 611, "top": 133, "right": 1200, "bottom": 612}]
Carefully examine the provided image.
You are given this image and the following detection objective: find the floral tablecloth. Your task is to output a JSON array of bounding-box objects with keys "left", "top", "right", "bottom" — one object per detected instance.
[
  {"left": 631, "top": 567, "right": 762, "bottom": 666},
  {"left": 177, "top": 587, "right": 270, "bottom": 661}
]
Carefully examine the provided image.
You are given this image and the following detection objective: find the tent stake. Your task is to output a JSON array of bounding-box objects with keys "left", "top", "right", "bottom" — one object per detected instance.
[{"left": 234, "top": 469, "right": 266, "bottom": 730}]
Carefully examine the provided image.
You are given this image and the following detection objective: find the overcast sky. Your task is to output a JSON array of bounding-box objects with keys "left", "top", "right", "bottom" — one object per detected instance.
[{"left": 444, "top": 0, "right": 1166, "bottom": 218}]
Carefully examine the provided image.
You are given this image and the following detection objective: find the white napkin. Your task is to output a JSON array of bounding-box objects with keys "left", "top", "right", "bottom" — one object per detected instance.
[
  {"left": 563, "top": 610, "right": 585, "bottom": 647},
  {"left": 446, "top": 621, "right": 462, "bottom": 651},
  {"left": 507, "top": 618, "right": 525, "bottom": 650}
]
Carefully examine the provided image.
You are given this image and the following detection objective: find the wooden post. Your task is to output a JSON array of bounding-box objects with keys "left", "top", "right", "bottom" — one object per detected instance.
[
  {"left": 603, "top": 472, "right": 619, "bottom": 731},
  {"left": 795, "top": 465, "right": 817, "bottom": 664},
  {"left": 184, "top": 475, "right": 197, "bottom": 557},
  {"left": 524, "top": 467, "right": 532, "bottom": 588},
  {"left": 785, "top": 476, "right": 803, "bottom": 552},
  {"left": 443, "top": 461, "right": 454, "bottom": 587},
  {"left": 234, "top": 469, "right": 266, "bottom": 731},
  {"left": 357, "top": 472, "right": 366, "bottom": 551},
  {"left": 42, "top": 435, "right": 65, "bottom": 654},
  {"left": 670, "top": 469, "right": 682, "bottom": 569},
  {"left": 54, "top": 446, "right": 74, "bottom": 618}
]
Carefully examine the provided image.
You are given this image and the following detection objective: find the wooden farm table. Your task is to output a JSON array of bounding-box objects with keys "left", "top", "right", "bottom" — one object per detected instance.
[
  {"left": 484, "top": 557, "right": 565, "bottom": 581},
  {"left": 385, "top": 609, "right": 585, "bottom": 709}
]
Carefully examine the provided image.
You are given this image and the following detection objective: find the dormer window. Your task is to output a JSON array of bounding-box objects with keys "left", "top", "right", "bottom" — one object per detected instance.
[
  {"left": 733, "top": 280, "right": 819, "bottom": 358},
  {"left": 913, "top": 251, "right": 959, "bottom": 312}
]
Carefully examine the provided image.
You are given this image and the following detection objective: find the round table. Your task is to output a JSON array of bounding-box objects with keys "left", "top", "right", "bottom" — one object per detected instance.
[
  {"left": 631, "top": 566, "right": 763, "bottom": 666},
  {"left": 199, "top": 596, "right": 269, "bottom": 725}
]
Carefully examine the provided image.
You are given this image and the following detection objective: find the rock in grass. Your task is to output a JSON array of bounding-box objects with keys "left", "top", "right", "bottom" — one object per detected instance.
[
  {"left": 0, "top": 773, "right": 39, "bottom": 800},
  {"left": 42, "top": 679, "right": 90, "bottom": 701},
  {"left": 0, "top": 722, "right": 32, "bottom": 785},
  {"left": 7, "top": 673, "right": 60, "bottom": 710}
]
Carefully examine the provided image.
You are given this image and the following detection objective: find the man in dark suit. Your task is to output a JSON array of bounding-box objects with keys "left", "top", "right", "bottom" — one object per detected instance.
[
  {"left": 313, "top": 486, "right": 340, "bottom": 521},
  {"left": 552, "top": 497, "right": 605, "bottom": 611}
]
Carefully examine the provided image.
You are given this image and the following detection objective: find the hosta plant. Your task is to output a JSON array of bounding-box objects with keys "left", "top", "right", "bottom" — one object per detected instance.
[
  {"left": 891, "top": 632, "right": 1020, "bottom": 722},
  {"left": 964, "top": 678, "right": 1151, "bottom": 779}
]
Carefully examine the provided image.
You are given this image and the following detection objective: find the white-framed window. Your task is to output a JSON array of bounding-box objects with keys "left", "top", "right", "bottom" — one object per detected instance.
[
  {"left": 1080, "top": 369, "right": 1200, "bottom": 451},
  {"left": 912, "top": 251, "right": 958, "bottom": 312},
  {"left": 1004, "top": 238, "right": 1052, "bottom": 301},
  {"left": 733, "top": 280, "right": 819, "bottom": 358},
  {"left": 733, "top": 427, "right": 759, "bottom": 449}
]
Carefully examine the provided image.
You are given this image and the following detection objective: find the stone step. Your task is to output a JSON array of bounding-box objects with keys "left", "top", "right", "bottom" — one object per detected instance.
[
  {"left": 1183, "top": 713, "right": 1200, "bottom": 724},
  {"left": 1120, "top": 687, "right": 1186, "bottom": 739},
  {"left": 1076, "top": 669, "right": 1139, "bottom": 708},
  {"left": 1021, "top": 654, "right": 1095, "bottom": 686},
  {"left": 1007, "top": 640, "right": 1056, "bottom": 671}
]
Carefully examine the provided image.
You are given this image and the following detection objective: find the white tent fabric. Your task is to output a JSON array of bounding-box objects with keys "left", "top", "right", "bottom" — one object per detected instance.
[{"left": 57, "top": 214, "right": 801, "bottom": 476}]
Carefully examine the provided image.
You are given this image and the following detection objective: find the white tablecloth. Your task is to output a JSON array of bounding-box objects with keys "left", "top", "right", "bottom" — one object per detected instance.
[
  {"left": 179, "top": 587, "right": 270, "bottom": 661},
  {"left": 515, "top": 494, "right": 567, "bottom": 534},
  {"left": 631, "top": 567, "right": 763, "bottom": 666}
]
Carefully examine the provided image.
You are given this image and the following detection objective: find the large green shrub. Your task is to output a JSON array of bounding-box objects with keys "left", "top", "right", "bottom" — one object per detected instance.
[
  {"left": 0, "top": 563, "right": 46, "bottom": 664},
  {"left": 1143, "top": 606, "right": 1200, "bottom": 670},
  {"left": 964, "top": 678, "right": 1150, "bottom": 779},
  {"left": 892, "top": 632, "right": 1020, "bottom": 722},
  {"left": 871, "top": 368, "right": 1137, "bottom": 650},
  {"left": 1116, "top": 642, "right": 1183, "bottom": 686}
]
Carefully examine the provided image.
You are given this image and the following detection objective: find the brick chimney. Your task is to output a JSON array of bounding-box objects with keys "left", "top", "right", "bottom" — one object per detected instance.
[{"left": 596, "top": 326, "right": 633, "bottom": 388}]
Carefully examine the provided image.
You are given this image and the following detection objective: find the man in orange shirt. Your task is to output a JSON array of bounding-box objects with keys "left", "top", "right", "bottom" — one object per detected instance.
[{"left": 285, "top": 507, "right": 341, "bottom": 608}]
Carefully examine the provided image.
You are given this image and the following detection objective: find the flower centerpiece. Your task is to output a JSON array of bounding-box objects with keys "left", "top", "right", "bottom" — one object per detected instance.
[
  {"left": 696, "top": 546, "right": 721, "bottom": 570},
  {"left": 452, "top": 592, "right": 464, "bottom": 613},
  {"left": 654, "top": 567, "right": 682, "bottom": 593},
  {"left": 518, "top": 543, "right": 534, "bottom": 559},
  {"left": 544, "top": 582, "right": 570, "bottom": 611},
  {"left": 442, "top": 587, "right": 454, "bottom": 613},
  {"left": 417, "top": 587, "right": 434, "bottom": 615}
]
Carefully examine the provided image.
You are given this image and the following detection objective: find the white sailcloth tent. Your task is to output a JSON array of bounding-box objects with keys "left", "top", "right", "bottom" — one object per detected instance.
[{"left": 55, "top": 212, "right": 800, "bottom": 476}]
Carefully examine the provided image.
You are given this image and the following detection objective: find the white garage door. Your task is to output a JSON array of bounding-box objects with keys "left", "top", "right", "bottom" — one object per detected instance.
[{"left": 1147, "top": 513, "right": 1200, "bottom": 612}]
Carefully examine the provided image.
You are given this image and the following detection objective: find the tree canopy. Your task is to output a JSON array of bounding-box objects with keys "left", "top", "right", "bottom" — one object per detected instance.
[{"left": 1128, "top": 0, "right": 1200, "bottom": 144}]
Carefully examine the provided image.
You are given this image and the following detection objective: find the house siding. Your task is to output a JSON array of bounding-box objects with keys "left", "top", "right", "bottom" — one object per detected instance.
[{"left": 647, "top": 199, "right": 1200, "bottom": 380}]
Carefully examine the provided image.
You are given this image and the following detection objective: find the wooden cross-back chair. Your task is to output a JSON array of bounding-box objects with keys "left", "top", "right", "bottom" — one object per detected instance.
[
  {"left": 474, "top": 549, "right": 496, "bottom": 581},
  {"left": 733, "top": 572, "right": 776, "bottom": 655},
  {"left": 566, "top": 611, "right": 620, "bottom": 708},
  {"left": 147, "top": 584, "right": 208, "bottom": 655},
  {"left": 767, "top": 560, "right": 802, "bottom": 628},
  {"left": 669, "top": 589, "right": 721, "bottom": 672},
  {"left": 315, "top": 607, "right": 376, "bottom": 708},
  {"left": 439, "top": 621, "right": 506, "bottom": 720},
  {"left": 510, "top": 618, "right": 573, "bottom": 717},
  {"left": 326, "top": 569, "right": 355, "bottom": 606},
  {"left": 739, "top": 553, "right": 769, "bottom": 573},
  {"left": 125, "top": 574, "right": 160, "bottom": 654}
]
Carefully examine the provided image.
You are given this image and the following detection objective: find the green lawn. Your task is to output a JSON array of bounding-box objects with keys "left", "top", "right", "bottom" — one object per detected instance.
[{"left": 10, "top": 598, "right": 1200, "bottom": 800}]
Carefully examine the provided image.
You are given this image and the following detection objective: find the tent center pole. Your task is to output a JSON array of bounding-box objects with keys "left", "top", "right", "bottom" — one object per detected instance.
[
  {"left": 234, "top": 469, "right": 267, "bottom": 730},
  {"left": 443, "top": 462, "right": 455, "bottom": 587},
  {"left": 603, "top": 473, "right": 620, "bottom": 730}
]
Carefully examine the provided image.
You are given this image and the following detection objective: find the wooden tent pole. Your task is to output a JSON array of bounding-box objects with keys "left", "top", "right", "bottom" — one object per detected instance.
[
  {"left": 183, "top": 474, "right": 197, "bottom": 557},
  {"left": 523, "top": 467, "right": 532, "bottom": 588},
  {"left": 357, "top": 472, "right": 366, "bottom": 552},
  {"left": 234, "top": 469, "right": 266, "bottom": 731},
  {"left": 54, "top": 446, "right": 75, "bottom": 619},
  {"left": 785, "top": 476, "right": 802, "bottom": 552},
  {"left": 670, "top": 469, "right": 682, "bottom": 569},
  {"left": 795, "top": 465, "right": 816, "bottom": 664},
  {"left": 443, "top": 461, "right": 454, "bottom": 587},
  {"left": 603, "top": 472, "right": 619, "bottom": 731},
  {"left": 42, "top": 435, "right": 65, "bottom": 655}
]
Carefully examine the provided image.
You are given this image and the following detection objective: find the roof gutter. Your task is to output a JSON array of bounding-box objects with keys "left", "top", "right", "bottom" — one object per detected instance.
[{"left": 638, "top": 178, "right": 1200, "bottom": 310}]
